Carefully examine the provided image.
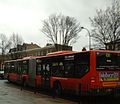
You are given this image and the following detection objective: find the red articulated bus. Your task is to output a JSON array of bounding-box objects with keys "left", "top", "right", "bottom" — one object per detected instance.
[{"left": 4, "top": 50, "right": 120, "bottom": 96}]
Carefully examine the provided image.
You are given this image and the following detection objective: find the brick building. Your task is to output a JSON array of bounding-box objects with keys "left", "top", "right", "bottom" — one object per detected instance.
[
  {"left": 7, "top": 43, "right": 72, "bottom": 60},
  {"left": 0, "top": 43, "right": 72, "bottom": 68},
  {"left": 8, "top": 43, "right": 40, "bottom": 59}
]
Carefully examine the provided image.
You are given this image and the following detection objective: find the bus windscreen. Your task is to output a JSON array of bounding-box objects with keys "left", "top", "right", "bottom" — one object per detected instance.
[{"left": 96, "top": 52, "right": 120, "bottom": 70}]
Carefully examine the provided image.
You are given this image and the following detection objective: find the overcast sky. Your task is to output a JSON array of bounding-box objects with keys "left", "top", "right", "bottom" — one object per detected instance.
[{"left": 0, "top": 0, "right": 112, "bottom": 51}]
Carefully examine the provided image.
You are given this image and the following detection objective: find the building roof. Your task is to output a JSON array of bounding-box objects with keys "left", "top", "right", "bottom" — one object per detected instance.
[{"left": 9, "top": 42, "right": 40, "bottom": 53}]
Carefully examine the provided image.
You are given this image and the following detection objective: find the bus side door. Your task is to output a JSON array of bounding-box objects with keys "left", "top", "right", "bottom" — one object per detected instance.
[
  {"left": 28, "top": 59, "right": 36, "bottom": 87},
  {"left": 41, "top": 64, "right": 51, "bottom": 88},
  {"left": 17, "top": 61, "right": 22, "bottom": 82},
  {"left": 64, "top": 62, "right": 75, "bottom": 90}
]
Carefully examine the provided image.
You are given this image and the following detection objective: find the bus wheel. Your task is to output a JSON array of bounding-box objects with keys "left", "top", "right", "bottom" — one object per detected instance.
[{"left": 54, "top": 82, "right": 62, "bottom": 96}]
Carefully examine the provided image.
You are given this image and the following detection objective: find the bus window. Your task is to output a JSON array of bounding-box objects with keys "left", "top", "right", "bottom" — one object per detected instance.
[
  {"left": 52, "top": 62, "right": 59, "bottom": 76},
  {"left": 96, "top": 52, "right": 120, "bottom": 70},
  {"left": 21, "top": 61, "right": 28, "bottom": 74},
  {"left": 46, "top": 64, "right": 50, "bottom": 71},
  {"left": 75, "top": 62, "right": 89, "bottom": 77},
  {"left": 51, "top": 62, "right": 64, "bottom": 77},
  {"left": 10, "top": 63, "right": 15, "bottom": 73},
  {"left": 59, "top": 62, "right": 64, "bottom": 76},
  {"left": 64, "top": 62, "right": 74, "bottom": 77},
  {"left": 74, "top": 52, "right": 90, "bottom": 77},
  {"left": 43, "top": 64, "right": 46, "bottom": 75},
  {"left": 42, "top": 64, "right": 51, "bottom": 76},
  {"left": 4, "top": 62, "right": 10, "bottom": 73},
  {"left": 17, "top": 62, "right": 22, "bottom": 74},
  {"left": 46, "top": 64, "right": 50, "bottom": 75},
  {"left": 36, "top": 64, "right": 42, "bottom": 75}
]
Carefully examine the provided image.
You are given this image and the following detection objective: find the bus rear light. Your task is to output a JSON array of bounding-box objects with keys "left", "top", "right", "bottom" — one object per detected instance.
[
  {"left": 90, "top": 77, "right": 95, "bottom": 83},
  {"left": 91, "top": 79, "right": 95, "bottom": 83}
]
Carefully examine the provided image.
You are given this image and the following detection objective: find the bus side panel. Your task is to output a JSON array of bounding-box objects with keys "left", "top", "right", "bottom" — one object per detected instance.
[
  {"left": 50, "top": 52, "right": 91, "bottom": 95},
  {"left": 28, "top": 59, "right": 36, "bottom": 87},
  {"left": 35, "top": 75, "right": 42, "bottom": 87},
  {"left": 9, "top": 73, "right": 17, "bottom": 81},
  {"left": 12, "top": 73, "right": 18, "bottom": 81},
  {"left": 89, "top": 51, "right": 97, "bottom": 87}
]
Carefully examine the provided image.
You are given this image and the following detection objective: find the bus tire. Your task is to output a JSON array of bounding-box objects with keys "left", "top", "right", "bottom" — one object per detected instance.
[{"left": 54, "top": 82, "right": 62, "bottom": 96}]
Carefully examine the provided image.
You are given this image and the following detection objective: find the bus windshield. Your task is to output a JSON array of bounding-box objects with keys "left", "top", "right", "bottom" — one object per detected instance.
[{"left": 96, "top": 52, "right": 120, "bottom": 70}]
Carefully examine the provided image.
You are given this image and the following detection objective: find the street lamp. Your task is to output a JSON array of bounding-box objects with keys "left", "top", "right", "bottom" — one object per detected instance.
[{"left": 81, "top": 27, "right": 91, "bottom": 50}]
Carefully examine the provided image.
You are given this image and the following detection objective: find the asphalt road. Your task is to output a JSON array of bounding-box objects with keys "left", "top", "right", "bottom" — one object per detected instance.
[
  {"left": 0, "top": 80, "right": 76, "bottom": 104},
  {"left": 1, "top": 79, "right": 120, "bottom": 104}
]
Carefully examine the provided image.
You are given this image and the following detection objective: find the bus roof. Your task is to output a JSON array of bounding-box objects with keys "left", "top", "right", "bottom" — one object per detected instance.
[
  {"left": 47, "top": 51, "right": 77, "bottom": 56},
  {"left": 4, "top": 50, "right": 120, "bottom": 63},
  {"left": 90, "top": 50, "right": 120, "bottom": 53}
]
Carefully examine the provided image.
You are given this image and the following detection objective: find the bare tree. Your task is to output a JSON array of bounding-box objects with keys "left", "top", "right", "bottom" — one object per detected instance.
[
  {"left": 90, "top": 0, "right": 120, "bottom": 50},
  {"left": 0, "top": 34, "right": 11, "bottom": 55},
  {"left": 41, "top": 14, "right": 81, "bottom": 46},
  {"left": 9, "top": 33, "right": 24, "bottom": 59},
  {"left": 10, "top": 33, "right": 24, "bottom": 48},
  {"left": 0, "top": 34, "right": 11, "bottom": 68}
]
